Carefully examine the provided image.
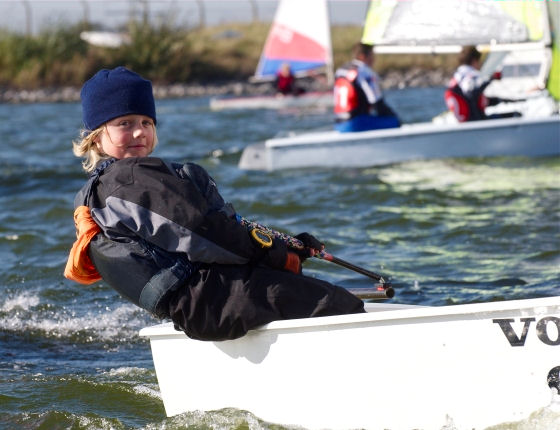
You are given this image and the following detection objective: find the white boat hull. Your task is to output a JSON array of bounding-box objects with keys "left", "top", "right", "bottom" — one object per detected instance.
[
  {"left": 140, "top": 296, "right": 560, "bottom": 430},
  {"left": 238, "top": 115, "right": 560, "bottom": 170},
  {"left": 209, "top": 91, "right": 333, "bottom": 111}
]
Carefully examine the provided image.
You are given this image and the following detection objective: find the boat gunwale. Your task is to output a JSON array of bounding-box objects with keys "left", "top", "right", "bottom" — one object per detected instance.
[
  {"left": 139, "top": 295, "right": 559, "bottom": 338},
  {"left": 263, "top": 115, "right": 560, "bottom": 148}
]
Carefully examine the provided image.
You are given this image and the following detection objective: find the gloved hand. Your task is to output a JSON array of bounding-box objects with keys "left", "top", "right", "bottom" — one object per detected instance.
[
  {"left": 262, "top": 239, "right": 309, "bottom": 274},
  {"left": 259, "top": 233, "right": 324, "bottom": 275},
  {"left": 283, "top": 232, "right": 325, "bottom": 274},
  {"left": 260, "top": 238, "right": 301, "bottom": 274},
  {"left": 491, "top": 71, "right": 502, "bottom": 80},
  {"left": 294, "top": 232, "right": 324, "bottom": 260}
]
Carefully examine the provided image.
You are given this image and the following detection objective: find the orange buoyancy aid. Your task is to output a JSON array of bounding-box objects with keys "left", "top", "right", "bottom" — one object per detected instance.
[{"left": 64, "top": 205, "right": 102, "bottom": 284}]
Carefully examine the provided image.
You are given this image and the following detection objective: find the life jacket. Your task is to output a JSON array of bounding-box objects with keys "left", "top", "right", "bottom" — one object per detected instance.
[
  {"left": 64, "top": 159, "right": 196, "bottom": 317},
  {"left": 64, "top": 205, "right": 102, "bottom": 284},
  {"left": 276, "top": 73, "right": 295, "bottom": 95},
  {"left": 445, "top": 77, "right": 487, "bottom": 122},
  {"left": 64, "top": 164, "right": 106, "bottom": 285},
  {"left": 334, "top": 65, "right": 369, "bottom": 120}
]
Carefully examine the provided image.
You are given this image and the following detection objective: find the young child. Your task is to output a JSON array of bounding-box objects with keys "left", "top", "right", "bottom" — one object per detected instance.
[{"left": 65, "top": 66, "right": 365, "bottom": 341}]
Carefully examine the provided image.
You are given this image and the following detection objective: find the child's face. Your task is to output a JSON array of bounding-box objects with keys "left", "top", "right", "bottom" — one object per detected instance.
[{"left": 97, "top": 114, "right": 155, "bottom": 159}]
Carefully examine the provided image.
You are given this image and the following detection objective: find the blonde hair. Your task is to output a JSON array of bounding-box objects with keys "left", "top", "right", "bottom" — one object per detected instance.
[{"left": 72, "top": 124, "right": 158, "bottom": 173}]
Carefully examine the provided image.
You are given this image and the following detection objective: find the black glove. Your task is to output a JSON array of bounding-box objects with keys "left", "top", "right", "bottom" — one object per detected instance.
[
  {"left": 295, "top": 232, "right": 324, "bottom": 250},
  {"left": 255, "top": 233, "right": 324, "bottom": 273},
  {"left": 294, "top": 232, "right": 324, "bottom": 261},
  {"left": 260, "top": 238, "right": 303, "bottom": 274}
]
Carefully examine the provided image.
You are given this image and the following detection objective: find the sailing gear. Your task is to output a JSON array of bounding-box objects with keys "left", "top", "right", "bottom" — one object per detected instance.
[
  {"left": 445, "top": 67, "right": 518, "bottom": 122},
  {"left": 251, "top": 228, "right": 273, "bottom": 248},
  {"left": 445, "top": 64, "right": 491, "bottom": 122},
  {"left": 334, "top": 59, "right": 400, "bottom": 131},
  {"left": 282, "top": 232, "right": 323, "bottom": 273},
  {"left": 65, "top": 157, "right": 195, "bottom": 317},
  {"left": 64, "top": 159, "right": 116, "bottom": 284},
  {"left": 444, "top": 86, "right": 474, "bottom": 122},
  {"left": 276, "top": 73, "right": 296, "bottom": 95},
  {"left": 275, "top": 71, "right": 304, "bottom": 95},
  {"left": 67, "top": 157, "right": 365, "bottom": 337},
  {"left": 70, "top": 157, "right": 291, "bottom": 316},
  {"left": 295, "top": 232, "right": 324, "bottom": 253},
  {"left": 64, "top": 205, "right": 102, "bottom": 284},
  {"left": 334, "top": 60, "right": 375, "bottom": 120},
  {"left": 81, "top": 67, "right": 156, "bottom": 131},
  {"left": 284, "top": 252, "right": 302, "bottom": 274},
  {"left": 85, "top": 158, "right": 293, "bottom": 270},
  {"left": 168, "top": 263, "right": 365, "bottom": 341},
  {"left": 292, "top": 232, "right": 324, "bottom": 260}
]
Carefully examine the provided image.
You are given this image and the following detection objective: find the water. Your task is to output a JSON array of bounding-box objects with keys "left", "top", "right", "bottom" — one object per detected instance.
[{"left": 1, "top": 87, "right": 559, "bottom": 429}]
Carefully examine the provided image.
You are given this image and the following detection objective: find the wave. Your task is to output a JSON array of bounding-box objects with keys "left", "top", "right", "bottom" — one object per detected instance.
[{"left": 0, "top": 290, "right": 158, "bottom": 343}]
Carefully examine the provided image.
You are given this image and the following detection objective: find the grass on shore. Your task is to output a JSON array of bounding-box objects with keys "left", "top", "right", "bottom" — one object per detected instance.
[{"left": 0, "top": 20, "right": 457, "bottom": 90}]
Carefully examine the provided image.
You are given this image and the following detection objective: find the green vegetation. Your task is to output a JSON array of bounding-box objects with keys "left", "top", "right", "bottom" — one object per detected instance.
[{"left": 0, "top": 21, "right": 457, "bottom": 90}]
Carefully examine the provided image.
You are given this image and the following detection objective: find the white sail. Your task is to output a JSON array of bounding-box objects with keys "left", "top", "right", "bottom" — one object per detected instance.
[
  {"left": 362, "top": 0, "right": 550, "bottom": 54},
  {"left": 361, "top": 0, "right": 556, "bottom": 100}
]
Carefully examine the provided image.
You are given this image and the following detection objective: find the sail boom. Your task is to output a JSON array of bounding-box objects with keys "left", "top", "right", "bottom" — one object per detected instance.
[{"left": 374, "top": 42, "right": 549, "bottom": 55}]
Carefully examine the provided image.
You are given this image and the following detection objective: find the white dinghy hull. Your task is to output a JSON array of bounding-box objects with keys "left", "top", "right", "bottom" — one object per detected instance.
[
  {"left": 140, "top": 296, "right": 560, "bottom": 430},
  {"left": 238, "top": 115, "right": 560, "bottom": 171}
]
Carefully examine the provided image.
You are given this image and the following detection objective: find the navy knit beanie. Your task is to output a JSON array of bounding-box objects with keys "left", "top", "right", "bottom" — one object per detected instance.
[{"left": 81, "top": 67, "right": 156, "bottom": 131}]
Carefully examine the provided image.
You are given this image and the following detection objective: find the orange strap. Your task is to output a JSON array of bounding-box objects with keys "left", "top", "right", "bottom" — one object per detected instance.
[{"left": 64, "top": 206, "right": 102, "bottom": 284}]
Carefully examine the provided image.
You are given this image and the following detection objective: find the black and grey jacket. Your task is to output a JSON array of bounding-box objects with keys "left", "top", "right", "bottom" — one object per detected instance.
[{"left": 76, "top": 157, "right": 285, "bottom": 317}]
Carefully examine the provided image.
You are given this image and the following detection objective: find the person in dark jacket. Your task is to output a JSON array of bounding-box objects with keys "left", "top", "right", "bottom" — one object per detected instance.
[{"left": 65, "top": 67, "right": 365, "bottom": 341}]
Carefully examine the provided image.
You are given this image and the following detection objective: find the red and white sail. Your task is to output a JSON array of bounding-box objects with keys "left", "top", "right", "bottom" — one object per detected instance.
[{"left": 254, "top": 0, "right": 332, "bottom": 82}]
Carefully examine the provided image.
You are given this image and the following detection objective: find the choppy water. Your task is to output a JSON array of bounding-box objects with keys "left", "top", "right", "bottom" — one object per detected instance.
[{"left": 1, "top": 87, "right": 559, "bottom": 430}]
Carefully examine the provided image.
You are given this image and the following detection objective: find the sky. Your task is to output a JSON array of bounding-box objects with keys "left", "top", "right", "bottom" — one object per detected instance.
[{"left": 0, "top": 0, "right": 369, "bottom": 34}]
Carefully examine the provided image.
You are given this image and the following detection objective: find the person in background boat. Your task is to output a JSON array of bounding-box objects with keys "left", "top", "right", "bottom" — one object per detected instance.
[
  {"left": 65, "top": 67, "right": 365, "bottom": 342},
  {"left": 333, "top": 42, "right": 400, "bottom": 132},
  {"left": 275, "top": 63, "right": 305, "bottom": 96},
  {"left": 445, "top": 45, "right": 520, "bottom": 122}
]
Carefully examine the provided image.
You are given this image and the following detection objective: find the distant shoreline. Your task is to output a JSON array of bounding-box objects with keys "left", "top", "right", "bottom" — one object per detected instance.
[{"left": 0, "top": 68, "right": 448, "bottom": 104}]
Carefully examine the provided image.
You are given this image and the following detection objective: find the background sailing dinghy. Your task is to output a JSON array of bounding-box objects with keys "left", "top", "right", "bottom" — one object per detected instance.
[
  {"left": 238, "top": 0, "right": 560, "bottom": 171},
  {"left": 140, "top": 296, "right": 560, "bottom": 429},
  {"left": 238, "top": 115, "right": 560, "bottom": 171},
  {"left": 209, "top": 0, "right": 333, "bottom": 111}
]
